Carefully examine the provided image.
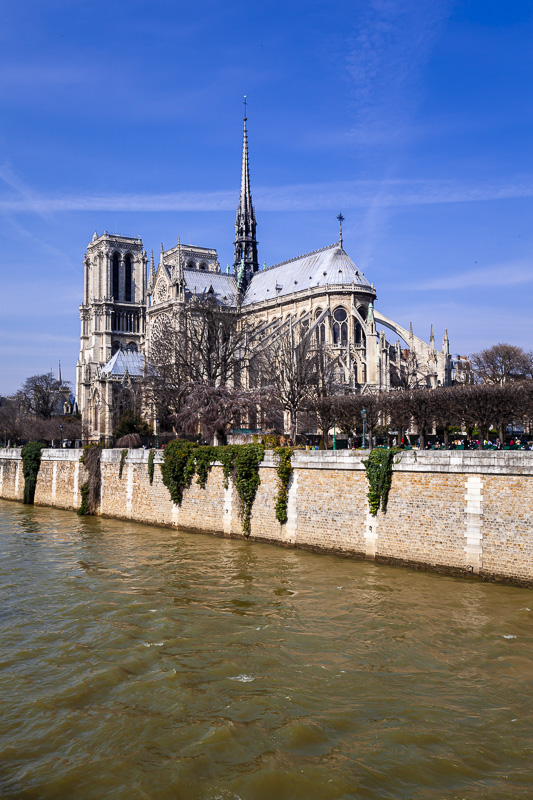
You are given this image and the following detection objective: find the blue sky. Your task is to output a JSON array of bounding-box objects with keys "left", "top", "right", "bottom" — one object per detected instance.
[{"left": 1, "top": 0, "right": 532, "bottom": 393}]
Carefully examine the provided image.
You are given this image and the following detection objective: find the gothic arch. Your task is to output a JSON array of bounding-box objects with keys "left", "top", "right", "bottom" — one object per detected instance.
[
  {"left": 112, "top": 251, "right": 120, "bottom": 300},
  {"left": 124, "top": 253, "right": 133, "bottom": 302}
]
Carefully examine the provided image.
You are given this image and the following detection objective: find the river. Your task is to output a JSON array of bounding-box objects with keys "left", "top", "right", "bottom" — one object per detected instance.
[{"left": 0, "top": 499, "right": 532, "bottom": 799}]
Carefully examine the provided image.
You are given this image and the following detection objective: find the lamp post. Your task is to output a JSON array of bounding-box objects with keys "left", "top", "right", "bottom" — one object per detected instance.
[
  {"left": 156, "top": 418, "right": 160, "bottom": 449},
  {"left": 59, "top": 424, "right": 63, "bottom": 449},
  {"left": 361, "top": 407, "right": 367, "bottom": 449}
]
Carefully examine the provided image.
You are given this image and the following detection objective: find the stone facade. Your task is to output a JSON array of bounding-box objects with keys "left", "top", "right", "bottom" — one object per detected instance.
[{"left": 1, "top": 448, "right": 532, "bottom": 586}]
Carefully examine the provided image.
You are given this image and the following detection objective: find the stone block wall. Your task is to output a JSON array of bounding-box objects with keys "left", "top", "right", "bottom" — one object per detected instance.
[
  {"left": 34, "top": 450, "right": 86, "bottom": 511},
  {"left": 0, "top": 449, "right": 22, "bottom": 501},
  {"left": 1, "top": 447, "right": 533, "bottom": 586}
]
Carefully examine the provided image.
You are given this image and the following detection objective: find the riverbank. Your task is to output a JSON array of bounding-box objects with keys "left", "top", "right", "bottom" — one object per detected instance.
[{"left": 1, "top": 447, "right": 532, "bottom": 586}]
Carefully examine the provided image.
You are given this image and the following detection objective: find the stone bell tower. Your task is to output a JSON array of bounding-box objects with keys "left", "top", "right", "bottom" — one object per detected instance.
[{"left": 76, "top": 231, "right": 147, "bottom": 436}]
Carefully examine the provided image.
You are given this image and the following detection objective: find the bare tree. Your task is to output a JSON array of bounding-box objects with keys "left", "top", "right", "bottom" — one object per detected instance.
[
  {"left": 173, "top": 382, "right": 260, "bottom": 444},
  {"left": 145, "top": 296, "right": 254, "bottom": 442},
  {"left": 260, "top": 325, "right": 318, "bottom": 441},
  {"left": 18, "top": 372, "right": 71, "bottom": 419},
  {"left": 471, "top": 343, "right": 533, "bottom": 385},
  {"left": 337, "top": 392, "right": 383, "bottom": 449},
  {"left": 301, "top": 342, "right": 342, "bottom": 447}
]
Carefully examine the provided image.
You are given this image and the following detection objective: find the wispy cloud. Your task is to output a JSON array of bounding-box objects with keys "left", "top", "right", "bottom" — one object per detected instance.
[
  {"left": 344, "top": 0, "right": 452, "bottom": 146},
  {"left": 415, "top": 260, "right": 533, "bottom": 291},
  {"left": 1, "top": 177, "right": 532, "bottom": 213}
]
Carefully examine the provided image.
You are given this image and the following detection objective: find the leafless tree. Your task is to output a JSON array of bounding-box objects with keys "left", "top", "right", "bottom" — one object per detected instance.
[
  {"left": 259, "top": 325, "right": 319, "bottom": 441},
  {"left": 18, "top": 372, "right": 71, "bottom": 419},
  {"left": 336, "top": 392, "right": 383, "bottom": 449},
  {"left": 471, "top": 343, "right": 533, "bottom": 385},
  {"left": 145, "top": 296, "right": 255, "bottom": 442},
  {"left": 172, "top": 382, "right": 260, "bottom": 444},
  {"left": 301, "top": 343, "right": 343, "bottom": 447}
]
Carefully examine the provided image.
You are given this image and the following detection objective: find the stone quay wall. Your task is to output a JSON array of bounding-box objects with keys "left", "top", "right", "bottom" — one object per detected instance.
[{"left": 1, "top": 447, "right": 532, "bottom": 586}]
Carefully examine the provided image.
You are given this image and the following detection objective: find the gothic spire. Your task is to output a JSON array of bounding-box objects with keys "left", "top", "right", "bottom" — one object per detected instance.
[{"left": 234, "top": 96, "right": 258, "bottom": 293}]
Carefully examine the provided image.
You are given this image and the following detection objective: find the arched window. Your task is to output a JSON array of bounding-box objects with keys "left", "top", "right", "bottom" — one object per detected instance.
[
  {"left": 332, "top": 306, "right": 348, "bottom": 345},
  {"left": 358, "top": 305, "right": 367, "bottom": 322},
  {"left": 112, "top": 340, "right": 120, "bottom": 354},
  {"left": 112, "top": 252, "right": 120, "bottom": 300},
  {"left": 199, "top": 262, "right": 207, "bottom": 271},
  {"left": 354, "top": 318, "right": 364, "bottom": 344},
  {"left": 93, "top": 392, "right": 100, "bottom": 432},
  {"left": 125, "top": 254, "right": 132, "bottom": 302},
  {"left": 314, "top": 308, "right": 326, "bottom": 344}
]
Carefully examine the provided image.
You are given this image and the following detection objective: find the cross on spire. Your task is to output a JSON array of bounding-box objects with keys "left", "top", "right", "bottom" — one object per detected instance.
[
  {"left": 243, "top": 94, "right": 247, "bottom": 120},
  {"left": 337, "top": 212, "right": 345, "bottom": 247}
]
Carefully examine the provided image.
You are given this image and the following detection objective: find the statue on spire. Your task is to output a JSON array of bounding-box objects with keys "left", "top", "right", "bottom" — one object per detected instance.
[{"left": 234, "top": 96, "right": 258, "bottom": 293}]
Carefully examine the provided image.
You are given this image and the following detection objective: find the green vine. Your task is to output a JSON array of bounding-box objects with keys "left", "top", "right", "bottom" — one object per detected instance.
[
  {"left": 160, "top": 440, "right": 199, "bottom": 505},
  {"left": 232, "top": 444, "right": 264, "bottom": 535},
  {"left": 218, "top": 445, "right": 238, "bottom": 489},
  {"left": 148, "top": 448, "right": 155, "bottom": 484},
  {"left": 194, "top": 446, "right": 217, "bottom": 489},
  {"left": 78, "top": 482, "right": 90, "bottom": 516},
  {"left": 274, "top": 446, "right": 293, "bottom": 524},
  {"left": 119, "top": 448, "right": 128, "bottom": 479},
  {"left": 362, "top": 448, "right": 401, "bottom": 516},
  {"left": 160, "top": 441, "right": 264, "bottom": 536},
  {"left": 78, "top": 443, "right": 102, "bottom": 515},
  {"left": 21, "top": 441, "right": 45, "bottom": 505}
]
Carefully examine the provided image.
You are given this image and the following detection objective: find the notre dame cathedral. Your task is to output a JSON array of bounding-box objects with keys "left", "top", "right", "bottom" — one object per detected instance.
[{"left": 76, "top": 111, "right": 453, "bottom": 441}]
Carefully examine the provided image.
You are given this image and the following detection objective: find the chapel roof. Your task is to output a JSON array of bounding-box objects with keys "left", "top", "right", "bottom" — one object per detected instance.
[
  {"left": 183, "top": 269, "right": 238, "bottom": 306},
  {"left": 100, "top": 348, "right": 144, "bottom": 378},
  {"left": 242, "top": 242, "right": 374, "bottom": 306}
]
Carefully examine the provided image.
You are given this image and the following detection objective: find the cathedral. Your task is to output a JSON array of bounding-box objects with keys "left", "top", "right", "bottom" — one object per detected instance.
[{"left": 76, "top": 111, "right": 453, "bottom": 441}]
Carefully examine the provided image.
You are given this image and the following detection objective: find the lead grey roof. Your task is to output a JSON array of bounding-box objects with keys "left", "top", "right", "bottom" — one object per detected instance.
[
  {"left": 101, "top": 348, "right": 144, "bottom": 378},
  {"left": 242, "top": 242, "right": 373, "bottom": 306},
  {"left": 184, "top": 269, "right": 238, "bottom": 305}
]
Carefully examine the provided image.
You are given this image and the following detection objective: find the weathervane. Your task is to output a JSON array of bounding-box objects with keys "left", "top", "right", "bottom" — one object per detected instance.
[
  {"left": 243, "top": 94, "right": 247, "bottom": 120},
  {"left": 337, "top": 212, "right": 344, "bottom": 247}
]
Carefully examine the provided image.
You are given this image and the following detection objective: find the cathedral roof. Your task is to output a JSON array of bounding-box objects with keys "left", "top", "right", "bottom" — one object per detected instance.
[
  {"left": 100, "top": 348, "right": 144, "bottom": 378},
  {"left": 242, "top": 242, "right": 374, "bottom": 306},
  {"left": 183, "top": 269, "right": 238, "bottom": 305}
]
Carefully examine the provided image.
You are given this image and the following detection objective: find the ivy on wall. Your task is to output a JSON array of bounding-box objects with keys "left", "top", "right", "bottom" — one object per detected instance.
[
  {"left": 363, "top": 448, "right": 401, "bottom": 516},
  {"left": 119, "top": 449, "right": 128, "bottom": 479},
  {"left": 78, "top": 444, "right": 102, "bottom": 516},
  {"left": 147, "top": 449, "right": 155, "bottom": 485},
  {"left": 160, "top": 441, "right": 265, "bottom": 536},
  {"left": 21, "top": 441, "right": 45, "bottom": 505},
  {"left": 274, "top": 447, "right": 293, "bottom": 524},
  {"left": 231, "top": 444, "right": 264, "bottom": 535}
]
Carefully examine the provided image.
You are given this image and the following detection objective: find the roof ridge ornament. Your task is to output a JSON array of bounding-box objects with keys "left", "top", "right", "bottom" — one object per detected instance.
[{"left": 337, "top": 212, "right": 344, "bottom": 248}]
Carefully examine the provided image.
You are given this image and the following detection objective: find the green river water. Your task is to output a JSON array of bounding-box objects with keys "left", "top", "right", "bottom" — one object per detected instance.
[{"left": 0, "top": 499, "right": 532, "bottom": 799}]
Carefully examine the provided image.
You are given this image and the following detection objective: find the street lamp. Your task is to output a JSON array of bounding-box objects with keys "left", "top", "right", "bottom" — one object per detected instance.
[
  {"left": 156, "top": 418, "right": 160, "bottom": 449},
  {"left": 59, "top": 424, "right": 63, "bottom": 449},
  {"left": 361, "top": 407, "right": 367, "bottom": 449}
]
